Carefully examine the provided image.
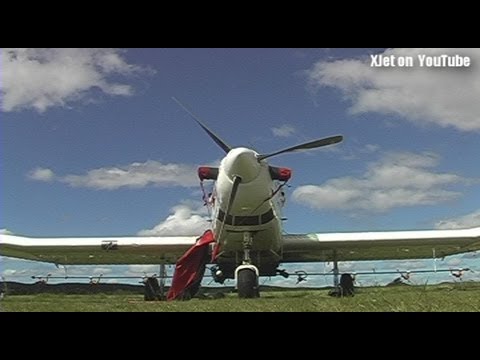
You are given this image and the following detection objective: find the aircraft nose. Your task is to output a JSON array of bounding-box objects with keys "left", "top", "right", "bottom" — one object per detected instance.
[{"left": 223, "top": 148, "right": 261, "bottom": 183}]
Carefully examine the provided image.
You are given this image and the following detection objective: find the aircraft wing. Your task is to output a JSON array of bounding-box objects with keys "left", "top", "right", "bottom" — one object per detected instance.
[
  {"left": 281, "top": 227, "right": 480, "bottom": 263},
  {"left": 0, "top": 234, "right": 198, "bottom": 265}
]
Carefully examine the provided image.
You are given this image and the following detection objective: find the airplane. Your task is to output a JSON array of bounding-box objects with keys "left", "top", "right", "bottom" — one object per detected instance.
[{"left": 1, "top": 98, "right": 480, "bottom": 299}]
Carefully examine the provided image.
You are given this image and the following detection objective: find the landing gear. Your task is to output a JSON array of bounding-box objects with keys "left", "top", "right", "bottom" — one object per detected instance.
[
  {"left": 237, "top": 267, "right": 259, "bottom": 298},
  {"left": 328, "top": 273, "right": 355, "bottom": 297},
  {"left": 143, "top": 264, "right": 167, "bottom": 301},
  {"left": 328, "top": 254, "right": 355, "bottom": 297},
  {"left": 332, "top": 253, "right": 339, "bottom": 288},
  {"left": 339, "top": 273, "right": 355, "bottom": 296},
  {"left": 144, "top": 277, "right": 161, "bottom": 301},
  {"left": 235, "top": 232, "right": 260, "bottom": 298},
  {"left": 158, "top": 264, "right": 166, "bottom": 299}
]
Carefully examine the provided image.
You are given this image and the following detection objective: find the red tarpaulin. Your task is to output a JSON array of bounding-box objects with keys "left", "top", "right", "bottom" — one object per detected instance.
[{"left": 167, "top": 230, "right": 215, "bottom": 301}]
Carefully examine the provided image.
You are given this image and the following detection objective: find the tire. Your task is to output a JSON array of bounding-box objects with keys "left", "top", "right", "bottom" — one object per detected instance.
[
  {"left": 237, "top": 269, "right": 259, "bottom": 298},
  {"left": 144, "top": 277, "right": 160, "bottom": 301},
  {"left": 339, "top": 273, "right": 354, "bottom": 297}
]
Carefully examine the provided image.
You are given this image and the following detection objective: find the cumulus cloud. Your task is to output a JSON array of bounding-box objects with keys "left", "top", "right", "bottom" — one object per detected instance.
[
  {"left": 2, "top": 268, "right": 31, "bottom": 277},
  {"left": 385, "top": 260, "right": 428, "bottom": 270},
  {"left": 341, "top": 143, "right": 380, "bottom": 160},
  {"left": 2, "top": 269, "right": 20, "bottom": 276},
  {"left": 138, "top": 202, "right": 210, "bottom": 236},
  {"left": 306, "top": 48, "right": 480, "bottom": 131},
  {"left": 435, "top": 209, "right": 480, "bottom": 229},
  {"left": 272, "top": 124, "right": 296, "bottom": 138},
  {"left": 446, "top": 258, "right": 462, "bottom": 267},
  {"left": 1, "top": 48, "right": 153, "bottom": 113},
  {"left": 127, "top": 265, "right": 161, "bottom": 274},
  {"left": 92, "top": 267, "right": 113, "bottom": 276},
  {"left": 28, "top": 167, "right": 55, "bottom": 182},
  {"left": 292, "top": 151, "right": 465, "bottom": 212},
  {"left": 28, "top": 160, "right": 198, "bottom": 190},
  {"left": 363, "top": 144, "right": 380, "bottom": 153}
]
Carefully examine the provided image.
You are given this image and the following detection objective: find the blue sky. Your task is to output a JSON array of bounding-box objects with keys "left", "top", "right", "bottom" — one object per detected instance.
[{"left": 1, "top": 48, "right": 479, "bottom": 286}]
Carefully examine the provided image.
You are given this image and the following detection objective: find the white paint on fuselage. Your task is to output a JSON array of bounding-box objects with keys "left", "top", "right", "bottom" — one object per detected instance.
[{"left": 212, "top": 148, "right": 284, "bottom": 255}]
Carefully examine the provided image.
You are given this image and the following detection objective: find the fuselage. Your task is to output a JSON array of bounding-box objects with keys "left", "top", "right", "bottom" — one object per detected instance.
[{"left": 207, "top": 147, "right": 288, "bottom": 277}]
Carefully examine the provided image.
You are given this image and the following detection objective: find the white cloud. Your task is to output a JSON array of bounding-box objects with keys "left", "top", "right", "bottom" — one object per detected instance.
[
  {"left": 462, "top": 252, "right": 479, "bottom": 259},
  {"left": 385, "top": 260, "right": 428, "bottom": 270},
  {"left": 1, "top": 48, "right": 153, "bottom": 113},
  {"left": 271, "top": 124, "right": 296, "bottom": 138},
  {"left": 364, "top": 144, "right": 380, "bottom": 153},
  {"left": 92, "top": 267, "right": 112, "bottom": 276},
  {"left": 341, "top": 143, "right": 380, "bottom": 160},
  {"left": 127, "top": 265, "right": 160, "bottom": 274},
  {"left": 446, "top": 258, "right": 462, "bottom": 267},
  {"left": 292, "top": 151, "right": 464, "bottom": 212},
  {"left": 138, "top": 202, "right": 210, "bottom": 236},
  {"left": 2, "top": 268, "right": 31, "bottom": 277},
  {"left": 307, "top": 48, "right": 480, "bottom": 131},
  {"left": 2, "top": 269, "right": 17, "bottom": 276},
  {"left": 435, "top": 209, "right": 480, "bottom": 229},
  {"left": 28, "top": 167, "right": 55, "bottom": 182},
  {"left": 63, "top": 161, "right": 198, "bottom": 190},
  {"left": 29, "top": 160, "right": 198, "bottom": 190}
]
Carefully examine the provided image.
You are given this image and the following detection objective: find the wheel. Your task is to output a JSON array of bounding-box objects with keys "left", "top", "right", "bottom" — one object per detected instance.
[
  {"left": 144, "top": 277, "right": 160, "bottom": 301},
  {"left": 237, "top": 269, "right": 259, "bottom": 298},
  {"left": 339, "top": 273, "right": 354, "bottom": 297}
]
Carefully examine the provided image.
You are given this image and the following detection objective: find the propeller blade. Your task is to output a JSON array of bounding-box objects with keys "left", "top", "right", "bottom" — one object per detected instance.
[
  {"left": 225, "top": 176, "right": 241, "bottom": 217},
  {"left": 215, "top": 176, "right": 242, "bottom": 243},
  {"left": 172, "top": 97, "right": 232, "bottom": 154},
  {"left": 257, "top": 135, "right": 343, "bottom": 161}
]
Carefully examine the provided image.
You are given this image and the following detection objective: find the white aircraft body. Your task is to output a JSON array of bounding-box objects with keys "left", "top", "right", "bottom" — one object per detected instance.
[{"left": 1, "top": 99, "right": 480, "bottom": 298}]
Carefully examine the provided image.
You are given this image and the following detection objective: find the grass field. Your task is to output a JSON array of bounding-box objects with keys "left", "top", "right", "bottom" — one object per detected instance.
[{"left": 1, "top": 282, "right": 479, "bottom": 312}]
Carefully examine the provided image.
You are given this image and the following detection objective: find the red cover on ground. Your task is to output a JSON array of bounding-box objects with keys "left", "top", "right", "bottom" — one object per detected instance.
[{"left": 167, "top": 230, "right": 215, "bottom": 301}]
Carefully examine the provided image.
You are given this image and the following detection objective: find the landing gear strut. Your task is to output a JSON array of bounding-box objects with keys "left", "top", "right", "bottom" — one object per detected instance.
[
  {"left": 235, "top": 232, "right": 259, "bottom": 298},
  {"left": 328, "top": 254, "right": 355, "bottom": 297}
]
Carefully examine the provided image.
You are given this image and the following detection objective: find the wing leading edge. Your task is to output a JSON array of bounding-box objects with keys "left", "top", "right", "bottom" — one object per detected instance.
[
  {"left": 3, "top": 227, "right": 480, "bottom": 265},
  {"left": 282, "top": 227, "right": 480, "bottom": 263},
  {"left": 0, "top": 234, "right": 198, "bottom": 265}
]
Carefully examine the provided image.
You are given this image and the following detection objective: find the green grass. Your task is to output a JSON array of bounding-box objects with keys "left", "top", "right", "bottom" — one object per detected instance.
[{"left": 2, "top": 282, "right": 479, "bottom": 312}]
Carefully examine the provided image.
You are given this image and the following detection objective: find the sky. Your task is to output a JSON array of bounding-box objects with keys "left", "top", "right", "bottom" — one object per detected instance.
[{"left": 1, "top": 48, "right": 479, "bottom": 287}]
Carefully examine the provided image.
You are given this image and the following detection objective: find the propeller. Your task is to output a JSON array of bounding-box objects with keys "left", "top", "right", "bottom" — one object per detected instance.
[
  {"left": 172, "top": 97, "right": 232, "bottom": 154},
  {"left": 173, "top": 98, "right": 343, "bottom": 160},
  {"left": 257, "top": 135, "right": 343, "bottom": 161}
]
